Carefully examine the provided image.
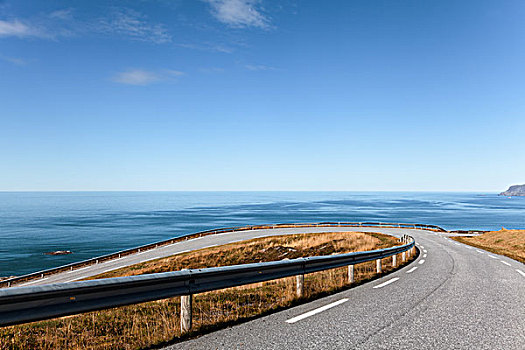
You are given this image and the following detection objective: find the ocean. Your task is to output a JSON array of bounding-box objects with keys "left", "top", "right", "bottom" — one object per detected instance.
[{"left": 1, "top": 191, "right": 524, "bottom": 277}]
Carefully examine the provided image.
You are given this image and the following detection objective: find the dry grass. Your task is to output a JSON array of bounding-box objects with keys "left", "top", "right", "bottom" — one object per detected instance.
[
  {"left": 452, "top": 229, "right": 525, "bottom": 263},
  {"left": 0, "top": 231, "right": 411, "bottom": 350}
]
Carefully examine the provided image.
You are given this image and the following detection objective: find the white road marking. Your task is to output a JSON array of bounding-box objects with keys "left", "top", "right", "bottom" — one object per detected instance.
[
  {"left": 177, "top": 250, "right": 190, "bottom": 254},
  {"left": 21, "top": 278, "right": 48, "bottom": 286},
  {"left": 420, "top": 246, "right": 424, "bottom": 249},
  {"left": 66, "top": 265, "right": 92, "bottom": 274},
  {"left": 487, "top": 255, "right": 498, "bottom": 259},
  {"left": 373, "top": 277, "right": 400, "bottom": 289},
  {"left": 286, "top": 298, "right": 349, "bottom": 324},
  {"left": 476, "top": 250, "right": 484, "bottom": 254},
  {"left": 406, "top": 267, "right": 418, "bottom": 273},
  {"left": 142, "top": 256, "right": 162, "bottom": 262},
  {"left": 500, "top": 260, "right": 511, "bottom": 266},
  {"left": 419, "top": 259, "right": 425, "bottom": 265},
  {"left": 423, "top": 254, "right": 427, "bottom": 258},
  {"left": 423, "top": 250, "right": 427, "bottom": 253},
  {"left": 454, "top": 243, "right": 460, "bottom": 246},
  {"left": 253, "top": 235, "right": 268, "bottom": 239},
  {"left": 516, "top": 269, "right": 525, "bottom": 277},
  {"left": 202, "top": 244, "right": 218, "bottom": 249}
]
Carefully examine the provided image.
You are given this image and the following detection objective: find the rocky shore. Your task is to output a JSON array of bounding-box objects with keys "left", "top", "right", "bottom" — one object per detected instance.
[{"left": 500, "top": 184, "right": 525, "bottom": 196}]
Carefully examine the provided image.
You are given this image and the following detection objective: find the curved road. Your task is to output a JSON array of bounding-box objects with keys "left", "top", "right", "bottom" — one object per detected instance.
[{"left": 17, "top": 227, "right": 525, "bottom": 349}]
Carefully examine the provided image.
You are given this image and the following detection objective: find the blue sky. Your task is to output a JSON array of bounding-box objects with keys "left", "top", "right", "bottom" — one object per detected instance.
[{"left": 1, "top": 0, "right": 524, "bottom": 191}]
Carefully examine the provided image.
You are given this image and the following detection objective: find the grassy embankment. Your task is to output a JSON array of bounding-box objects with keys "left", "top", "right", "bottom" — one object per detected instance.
[
  {"left": 452, "top": 229, "right": 525, "bottom": 263},
  {"left": 1, "top": 231, "right": 413, "bottom": 350}
]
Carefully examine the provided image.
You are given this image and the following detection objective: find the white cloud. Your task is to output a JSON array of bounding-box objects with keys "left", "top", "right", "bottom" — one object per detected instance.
[
  {"left": 205, "top": 0, "right": 269, "bottom": 28},
  {"left": 0, "top": 54, "right": 28, "bottom": 65},
  {"left": 0, "top": 19, "right": 48, "bottom": 38},
  {"left": 97, "top": 8, "right": 171, "bottom": 44},
  {"left": 112, "top": 69, "right": 184, "bottom": 86},
  {"left": 0, "top": 8, "right": 171, "bottom": 44},
  {"left": 48, "top": 9, "right": 73, "bottom": 20},
  {"left": 245, "top": 64, "right": 276, "bottom": 71}
]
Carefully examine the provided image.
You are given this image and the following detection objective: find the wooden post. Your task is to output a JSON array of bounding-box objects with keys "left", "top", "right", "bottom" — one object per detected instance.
[
  {"left": 392, "top": 254, "right": 397, "bottom": 267},
  {"left": 296, "top": 274, "right": 304, "bottom": 298},
  {"left": 348, "top": 265, "right": 354, "bottom": 284},
  {"left": 376, "top": 259, "right": 382, "bottom": 273},
  {"left": 181, "top": 294, "right": 192, "bottom": 333}
]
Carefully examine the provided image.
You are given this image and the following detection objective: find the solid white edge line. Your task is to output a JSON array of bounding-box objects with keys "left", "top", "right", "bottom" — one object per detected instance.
[
  {"left": 419, "top": 259, "right": 425, "bottom": 264},
  {"left": 286, "top": 298, "right": 349, "bottom": 324},
  {"left": 516, "top": 269, "right": 525, "bottom": 277},
  {"left": 406, "top": 266, "right": 418, "bottom": 273},
  {"left": 476, "top": 250, "right": 484, "bottom": 254},
  {"left": 500, "top": 260, "right": 511, "bottom": 266},
  {"left": 373, "top": 277, "right": 400, "bottom": 289}
]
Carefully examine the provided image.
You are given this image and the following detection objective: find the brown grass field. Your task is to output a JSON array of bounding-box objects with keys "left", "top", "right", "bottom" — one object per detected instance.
[
  {"left": 452, "top": 229, "right": 525, "bottom": 263},
  {"left": 0, "top": 231, "right": 412, "bottom": 350}
]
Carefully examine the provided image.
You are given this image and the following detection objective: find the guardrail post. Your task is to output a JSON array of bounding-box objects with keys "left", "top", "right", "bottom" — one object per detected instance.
[
  {"left": 376, "top": 259, "right": 382, "bottom": 273},
  {"left": 296, "top": 274, "right": 304, "bottom": 298},
  {"left": 348, "top": 265, "right": 354, "bottom": 284},
  {"left": 392, "top": 254, "right": 397, "bottom": 267},
  {"left": 181, "top": 294, "right": 192, "bottom": 333}
]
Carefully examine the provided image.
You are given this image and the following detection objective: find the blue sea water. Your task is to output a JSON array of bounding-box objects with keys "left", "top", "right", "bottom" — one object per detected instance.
[{"left": 1, "top": 191, "right": 524, "bottom": 277}]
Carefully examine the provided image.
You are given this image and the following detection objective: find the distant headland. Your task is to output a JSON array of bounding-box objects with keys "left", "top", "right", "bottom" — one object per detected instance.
[{"left": 500, "top": 184, "right": 525, "bottom": 196}]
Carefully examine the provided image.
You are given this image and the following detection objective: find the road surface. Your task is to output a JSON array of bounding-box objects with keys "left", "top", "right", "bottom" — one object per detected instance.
[{"left": 17, "top": 227, "right": 525, "bottom": 349}]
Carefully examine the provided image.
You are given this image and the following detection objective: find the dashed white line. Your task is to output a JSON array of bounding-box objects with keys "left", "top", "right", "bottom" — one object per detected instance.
[
  {"left": 500, "top": 260, "right": 511, "bottom": 266},
  {"left": 21, "top": 278, "right": 48, "bottom": 286},
  {"left": 406, "top": 267, "right": 418, "bottom": 273},
  {"left": 142, "top": 256, "right": 162, "bottom": 262},
  {"left": 419, "top": 259, "right": 425, "bottom": 265},
  {"left": 373, "top": 277, "right": 400, "bottom": 289},
  {"left": 476, "top": 250, "right": 484, "bottom": 254},
  {"left": 516, "top": 269, "right": 525, "bottom": 277},
  {"left": 423, "top": 254, "right": 427, "bottom": 258},
  {"left": 176, "top": 250, "right": 190, "bottom": 254},
  {"left": 423, "top": 250, "right": 427, "bottom": 253},
  {"left": 66, "top": 265, "right": 92, "bottom": 274},
  {"left": 487, "top": 255, "right": 498, "bottom": 259},
  {"left": 286, "top": 298, "right": 349, "bottom": 324},
  {"left": 202, "top": 244, "right": 218, "bottom": 249},
  {"left": 454, "top": 243, "right": 460, "bottom": 246}
]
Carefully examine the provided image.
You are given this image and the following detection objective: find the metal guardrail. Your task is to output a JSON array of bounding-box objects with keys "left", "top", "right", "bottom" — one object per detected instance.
[
  {"left": 0, "top": 222, "right": 442, "bottom": 288},
  {"left": 0, "top": 235, "right": 415, "bottom": 327}
]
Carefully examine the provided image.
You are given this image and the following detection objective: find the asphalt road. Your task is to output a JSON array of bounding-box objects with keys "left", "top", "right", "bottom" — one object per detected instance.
[
  {"left": 17, "top": 227, "right": 525, "bottom": 349},
  {"left": 19, "top": 226, "right": 413, "bottom": 286},
  {"left": 157, "top": 228, "right": 524, "bottom": 350}
]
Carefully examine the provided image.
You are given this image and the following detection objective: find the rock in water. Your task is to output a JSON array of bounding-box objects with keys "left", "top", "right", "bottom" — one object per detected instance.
[
  {"left": 500, "top": 184, "right": 525, "bottom": 196},
  {"left": 44, "top": 250, "right": 73, "bottom": 255}
]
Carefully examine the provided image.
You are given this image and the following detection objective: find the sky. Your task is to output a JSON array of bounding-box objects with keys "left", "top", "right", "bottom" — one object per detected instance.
[{"left": 1, "top": 0, "right": 524, "bottom": 192}]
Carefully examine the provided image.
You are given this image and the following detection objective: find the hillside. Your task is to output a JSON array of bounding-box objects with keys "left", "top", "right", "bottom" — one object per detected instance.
[{"left": 500, "top": 184, "right": 525, "bottom": 196}]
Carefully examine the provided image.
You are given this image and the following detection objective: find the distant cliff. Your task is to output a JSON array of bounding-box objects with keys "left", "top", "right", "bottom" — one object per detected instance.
[{"left": 500, "top": 184, "right": 525, "bottom": 196}]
